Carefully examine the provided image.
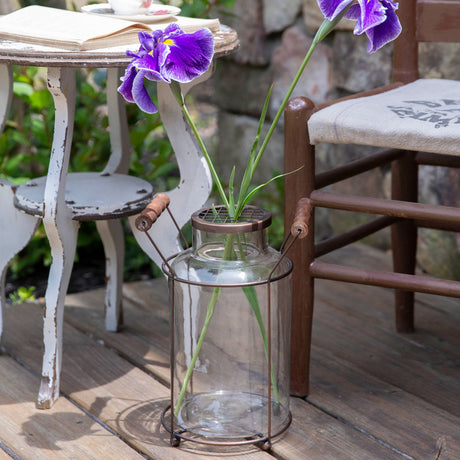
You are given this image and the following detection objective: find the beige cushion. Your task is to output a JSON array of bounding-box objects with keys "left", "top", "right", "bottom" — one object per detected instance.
[{"left": 308, "top": 79, "right": 460, "bottom": 156}]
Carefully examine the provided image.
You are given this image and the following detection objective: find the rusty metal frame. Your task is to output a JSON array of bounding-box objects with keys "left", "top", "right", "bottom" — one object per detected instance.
[{"left": 137, "top": 197, "right": 299, "bottom": 450}]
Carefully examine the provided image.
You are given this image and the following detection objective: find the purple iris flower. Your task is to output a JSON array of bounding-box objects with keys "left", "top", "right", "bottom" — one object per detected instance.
[
  {"left": 317, "top": 0, "right": 402, "bottom": 53},
  {"left": 118, "top": 24, "right": 214, "bottom": 113}
]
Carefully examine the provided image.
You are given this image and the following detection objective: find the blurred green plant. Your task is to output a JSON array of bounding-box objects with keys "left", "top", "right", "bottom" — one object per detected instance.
[
  {"left": 9, "top": 286, "right": 36, "bottom": 304},
  {"left": 159, "top": 0, "right": 235, "bottom": 18}
]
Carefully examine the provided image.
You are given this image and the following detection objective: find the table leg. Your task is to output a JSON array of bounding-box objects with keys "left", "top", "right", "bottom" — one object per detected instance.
[
  {"left": 92, "top": 68, "right": 132, "bottom": 332},
  {"left": 0, "top": 64, "right": 13, "bottom": 133},
  {"left": 104, "top": 67, "right": 131, "bottom": 175},
  {"left": 96, "top": 219, "right": 124, "bottom": 331},
  {"left": 38, "top": 67, "right": 80, "bottom": 409},
  {"left": 128, "top": 68, "right": 214, "bottom": 266},
  {"left": 0, "top": 65, "right": 40, "bottom": 343}
]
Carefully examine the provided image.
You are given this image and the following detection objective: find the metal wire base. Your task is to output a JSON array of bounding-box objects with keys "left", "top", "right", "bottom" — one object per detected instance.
[{"left": 160, "top": 404, "right": 292, "bottom": 450}]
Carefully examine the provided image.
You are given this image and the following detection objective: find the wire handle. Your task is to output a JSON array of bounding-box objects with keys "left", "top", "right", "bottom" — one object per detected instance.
[
  {"left": 291, "top": 197, "right": 312, "bottom": 239},
  {"left": 135, "top": 192, "right": 171, "bottom": 232}
]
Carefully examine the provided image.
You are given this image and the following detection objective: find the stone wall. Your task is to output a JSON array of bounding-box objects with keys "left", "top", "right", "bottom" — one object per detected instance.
[{"left": 211, "top": 0, "right": 460, "bottom": 280}]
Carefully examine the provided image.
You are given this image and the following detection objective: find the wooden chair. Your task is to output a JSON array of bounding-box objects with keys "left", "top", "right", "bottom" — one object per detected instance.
[{"left": 284, "top": 0, "right": 460, "bottom": 397}]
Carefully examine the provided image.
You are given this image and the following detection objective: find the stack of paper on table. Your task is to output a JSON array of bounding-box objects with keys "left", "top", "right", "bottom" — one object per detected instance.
[{"left": 0, "top": 5, "right": 220, "bottom": 51}]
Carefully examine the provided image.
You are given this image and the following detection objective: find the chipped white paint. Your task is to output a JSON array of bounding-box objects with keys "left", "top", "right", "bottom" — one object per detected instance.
[
  {"left": 96, "top": 219, "right": 124, "bottom": 332},
  {"left": 38, "top": 67, "right": 80, "bottom": 409},
  {"left": 15, "top": 173, "right": 153, "bottom": 219},
  {"left": 103, "top": 68, "right": 132, "bottom": 175},
  {"left": 33, "top": 68, "right": 153, "bottom": 408},
  {"left": 0, "top": 64, "right": 12, "bottom": 132}
]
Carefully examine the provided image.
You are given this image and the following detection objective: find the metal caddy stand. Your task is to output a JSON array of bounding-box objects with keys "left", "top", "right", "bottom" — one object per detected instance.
[{"left": 135, "top": 193, "right": 310, "bottom": 450}]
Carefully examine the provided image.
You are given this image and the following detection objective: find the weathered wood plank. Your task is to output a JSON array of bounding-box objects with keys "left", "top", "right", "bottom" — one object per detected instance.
[
  {"left": 273, "top": 398, "right": 401, "bottom": 460},
  {"left": 313, "top": 281, "right": 460, "bottom": 415},
  {"left": 63, "top": 282, "right": 444, "bottom": 459},
  {"left": 0, "top": 354, "right": 143, "bottom": 459},
  {"left": 65, "top": 286, "right": 171, "bottom": 385},
  {"left": 4, "top": 243, "right": 458, "bottom": 459},
  {"left": 308, "top": 348, "right": 460, "bottom": 459},
  {"left": 2, "top": 303, "right": 271, "bottom": 460},
  {"left": 6, "top": 302, "right": 403, "bottom": 460}
]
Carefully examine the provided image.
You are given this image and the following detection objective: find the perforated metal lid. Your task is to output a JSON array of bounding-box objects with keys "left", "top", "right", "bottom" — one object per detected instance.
[{"left": 191, "top": 205, "right": 272, "bottom": 234}]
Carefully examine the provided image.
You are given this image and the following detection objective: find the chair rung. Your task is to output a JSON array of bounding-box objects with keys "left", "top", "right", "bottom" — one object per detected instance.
[
  {"left": 315, "top": 216, "right": 398, "bottom": 258},
  {"left": 415, "top": 152, "right": 460, "bottom": 168},
  {"left": 311, "top": 191, "right": 460, "bottom": 224},
  {"left": 310, "top": 262, "right": 460, "bottom": 298},
  {"left": 315, "top": 149, "right": 404, "bottom": 189}
]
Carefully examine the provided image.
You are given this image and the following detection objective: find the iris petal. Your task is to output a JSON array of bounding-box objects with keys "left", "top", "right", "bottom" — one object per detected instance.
[
  {"left": 317, "top": 0, "right": 353, "bottom": 20},
  {"left": 118, "top": 24, "right": 214, "bottom": 112},
  {"left": 365, "top": 1, "right": 402, "bottom": 52},
  {"left": 319, "top": 0, "right": 401, "bottom": 54},
  {"left": 117, "top": 63, "right": 136, "bottom": 103},
  {"left": 131, "top": 70, "right": 158, "bottom": 113},
  {"left": 162, "top": 28, "right": 214, "bottom": 83}
]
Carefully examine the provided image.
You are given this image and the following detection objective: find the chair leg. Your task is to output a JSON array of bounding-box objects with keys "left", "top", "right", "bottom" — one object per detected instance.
[
  {"left": 96, "top": 219, "right": 124, "bottom": 332},
  {"left": 284, "top": 97, "right": 316, "bottom": 396},
  {"left": 391, "top": 151, "right": 418, "bottom": 333}
]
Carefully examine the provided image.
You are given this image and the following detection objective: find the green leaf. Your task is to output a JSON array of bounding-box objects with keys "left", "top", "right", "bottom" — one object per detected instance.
[
  {"left": 234, "top": 85, "right": 273, "bottom": 219},
  {"left": 242, "top": 285, "right": 279, "bottom": 403},
  {"left": 249, "top": 85, "right": 272, "bottom": 167},
  {"left": 13, "top": 81, "right": 34, "bottom": 98},
  {"left": 29, "top": 89, "right": 53, "bottom": 110},
  {"left": 228, "top": 166, "right": 236, "bottom": 217},
  {"left": 239, "top": 171, "right": 290, "bottom": 209}
]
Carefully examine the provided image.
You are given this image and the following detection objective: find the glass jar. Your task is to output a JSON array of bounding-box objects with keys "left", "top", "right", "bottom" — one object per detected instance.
[{"left": 165, "top": 206, "right": 292, "bottom": 447}]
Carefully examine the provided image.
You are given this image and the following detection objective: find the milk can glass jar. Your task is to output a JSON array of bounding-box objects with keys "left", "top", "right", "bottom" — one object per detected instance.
[{"left": 166, "top": 205, "right": 292, "bottom": 446}]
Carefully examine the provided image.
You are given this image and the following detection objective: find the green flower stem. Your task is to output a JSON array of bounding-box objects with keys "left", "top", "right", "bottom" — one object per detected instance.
[
  {"left": 170, "top": 80, "right": 230, "bottom": 212},
  {"left": 242, "top": 285, "right": 279, "bottom": 404},
  {"left": 234, "top": 15, "right": 347, "bottom": 219},
  {"left": 174, "top": 286, "right": 221, "bottom": 416},
  {"left": 174, "top": 234, "right": 235, "bottom": 416},
  {"left": 235, "top": 237, "right": 279, "bottom": 404},
  {"left": 254, "top": 15, "right": 345, "bottom": 170}
]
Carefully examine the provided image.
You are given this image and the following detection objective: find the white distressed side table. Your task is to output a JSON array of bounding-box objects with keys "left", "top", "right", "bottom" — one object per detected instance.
[{"left": 0, "top": 25, "right": 238, "bottom": 409}]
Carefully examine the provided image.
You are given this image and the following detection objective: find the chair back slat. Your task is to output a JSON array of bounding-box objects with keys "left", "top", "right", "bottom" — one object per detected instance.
[
  {"left": 393, "top": 0, "right": 418, "bottom": 83},
  {"left": 417, "top": 0, "right": 460, "bottom": 42},
  {"left": 393, "top": 0, "right": 460, "bottom": 83}
]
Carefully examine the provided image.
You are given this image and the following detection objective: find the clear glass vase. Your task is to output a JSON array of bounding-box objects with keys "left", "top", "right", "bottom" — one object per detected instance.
[{"left": 165, "top": 206, "right": 292, "bottom": 446}]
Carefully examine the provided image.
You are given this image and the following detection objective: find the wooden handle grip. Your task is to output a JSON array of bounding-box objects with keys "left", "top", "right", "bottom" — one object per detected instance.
[
  {"left": 291, "top": 198, "right": 312, "bottom": 239},
  {"left": 135, "top": 192, "right": 170, "bottom": 231}
]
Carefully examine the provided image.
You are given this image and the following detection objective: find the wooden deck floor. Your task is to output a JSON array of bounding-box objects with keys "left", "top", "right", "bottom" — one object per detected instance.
[{"left": 0, "top": 244, "right": 458, "bottom": 459}]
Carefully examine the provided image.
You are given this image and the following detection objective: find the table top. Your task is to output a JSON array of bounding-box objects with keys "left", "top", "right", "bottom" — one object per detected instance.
[{"left": 0, "top": 24, "right": 238, "bottom": 68}]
